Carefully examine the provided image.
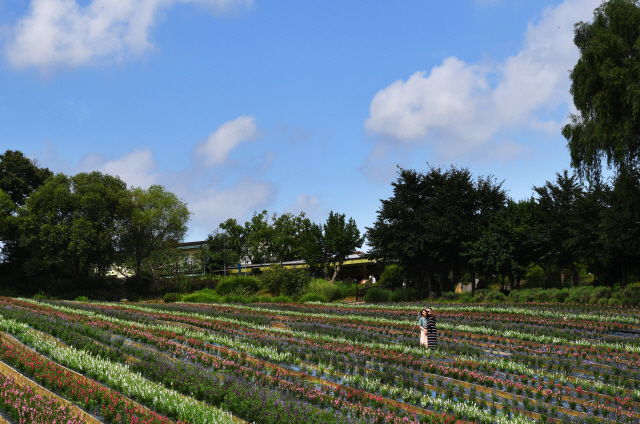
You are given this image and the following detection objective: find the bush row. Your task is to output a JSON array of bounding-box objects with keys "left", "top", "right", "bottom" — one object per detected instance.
[{"left": 439, "top": 285, "right": 640, "bottom": 306}]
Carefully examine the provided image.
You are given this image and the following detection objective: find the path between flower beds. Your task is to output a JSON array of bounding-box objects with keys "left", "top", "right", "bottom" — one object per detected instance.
[{"left": 0, "top": 332, "right": 102, "bottom": 424}]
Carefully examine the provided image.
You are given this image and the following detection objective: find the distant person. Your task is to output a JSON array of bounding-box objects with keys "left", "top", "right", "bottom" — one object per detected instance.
[
  {"left": 418, "top": 309, "right": 428, "bottom": 347},
  {"left": 426, "top": 308, "right": 438, "bottom": 349}
]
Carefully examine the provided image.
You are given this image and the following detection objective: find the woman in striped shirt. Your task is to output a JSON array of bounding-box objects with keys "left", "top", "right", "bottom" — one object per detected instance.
[{"left": 425, "top": 308, "right": 438, "bottom": 348}]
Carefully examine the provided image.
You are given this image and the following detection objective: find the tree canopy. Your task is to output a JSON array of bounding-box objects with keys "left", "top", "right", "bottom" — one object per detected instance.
[
  {"left": 19, "top": 172, "right": 129, "bottom": 280},
  {"left": 563, "top": 0, "right": 640, "bottom": 181},
  {"left": 0, "top": 150, "right": 52, "bottom": 207},
  {"left": 118, "top": 185, "right": 191, "bottom": 277},
  {"left": 366, "top": 165, "right": 506, "bottom": 295}
]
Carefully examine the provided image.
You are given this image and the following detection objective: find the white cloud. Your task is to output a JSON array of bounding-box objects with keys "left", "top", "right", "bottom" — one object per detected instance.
[
  {"left": 98, "top": 148, "right": 159, "bottom": 188},
  {"left": 195, "top": 115, "right": 260, "bottom": 166},
  {"left": 184, "top": 176, "right": 277, "bottom": 238},
  {"left": 283, "top": 193, "right": 324, "bottom": 221},
  {"left": 364, "top": 0, "right": 600, "bottom": 159},
  {"left": 4, "top": 0, "right": 253, "bottom": 72}
]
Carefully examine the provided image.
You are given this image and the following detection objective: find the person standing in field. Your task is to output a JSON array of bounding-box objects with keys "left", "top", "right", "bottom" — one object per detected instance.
[
  {"left": 418, "top": 309, "right": 429, "bottom": 347},
  {"left": 426, "top": 308, "right": 438, "bottom": 348}
]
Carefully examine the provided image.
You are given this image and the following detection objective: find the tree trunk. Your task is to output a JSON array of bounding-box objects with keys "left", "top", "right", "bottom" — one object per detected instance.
[
  {"left": 470, "top": 270, "right": 476, "bottom": 296},
  {"left": 569, "top": 262, "right": 579, "bottom": 287},
  {"left": 438, "top": 271, "right": 447, "bottom": 294},
  {"left": 330, "top": 262, "right": 342, "bottom": 283},
  {"left": 425, "top": 263, "right": 434, "bottom": 298}
]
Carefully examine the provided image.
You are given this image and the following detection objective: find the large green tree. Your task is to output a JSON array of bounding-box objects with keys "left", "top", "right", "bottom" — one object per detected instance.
[
  {"left": 531, "top": 171, "right": 585, "bottom": 287},
  {"left": 465, "top": 199, "right": 535, "bottom": 291},
  {"left": 323, "top": 211, "right": 364, "bottom": 283},
  {"left": 118, "top": 185, "right": 190, "bottom": 277},
  {"left": 0, "top": 151, "right": 52, "bottom": 273},
  {"left": 563, "top": 0, "right": 640, "bottom": 181},
  {"left": 19, "top": 172, "right": 128, "bottom": 280},
  {"left": 599, "top": 169, "right": 640, "bottom": 286},
  {"left": 0, "top": 150, "right": 52, "bottom": 207},
  {"left": 366, "top": 166, "right": 506, "bottom": 295},
  {"left": 299, "top": 221, "right": 330, "bottom": 279},
  {"left": 203, "top": 229, "right": 240, "bottom": 273},
  {"left": 272, "top": 212, "right": 311, "bottom": 262}
]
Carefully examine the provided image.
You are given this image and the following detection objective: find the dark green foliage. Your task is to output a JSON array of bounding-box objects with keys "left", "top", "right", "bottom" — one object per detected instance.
[
  {"left": 271, "top": 295, "right": 293, "bottom": 303},
  {"left": 531, "top": 170, "right": 585, "bottom": 287},
  {"left": 215, "top": 276, "right": 261, "bottom": 295},
  {"left": 203, "top": 229, "right": 240, "bottom": 272},
  {"left": 323, "top": 211, "right": 364, "bottom": 283},
  {"left": 304, "top": 280, "right": 340, "bottom": 301},
  {"left": 163, "top": 292, "right": 182, "bottom": 303},
  {"left": 118, "top": 185, "right": 190, "bottom": 278},
  {"left": 182, "top": 288, "right": 219, "bottom": 303},
  {"left": 379, "top": 264, "right": 406, "bottom": 288},
  {"left": 366, "top": 165, "right": 506, "bottom": 296},
  {"left": 299, "top": 292, "right": 328, "bottom": 303},
  {"left": 19, "top": 172, "right": 129, "bottom": 280},
  {"left": 563, "top": 0, "right": 640, "bottom": 181},
  {"left": 465, "top": 199, "right": 535, "bottom": 291},
  {"left": 389, "top": 288, "right": 419, "bottom": 302},
  {"left": 364, "top": 288, "right": 391, "bottom": 302},
  {"left": 0, "top": 150, "right": 52, "bottom": 207},
  {"left": 260, "top": 264, "right": 310, "bottom": 299}
]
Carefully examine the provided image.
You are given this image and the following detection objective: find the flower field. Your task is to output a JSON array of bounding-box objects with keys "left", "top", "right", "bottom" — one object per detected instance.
[{"left": 0, "top": 298, "right": 638, "bottom": 424}]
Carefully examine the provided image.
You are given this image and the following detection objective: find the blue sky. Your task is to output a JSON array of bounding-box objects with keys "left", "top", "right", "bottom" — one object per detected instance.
[{"left": 0, "top": 0, "right": 602, "bottom": 242}]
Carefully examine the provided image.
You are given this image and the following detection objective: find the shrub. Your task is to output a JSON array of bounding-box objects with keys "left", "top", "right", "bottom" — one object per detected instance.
[
  {"left": 389, "top": 288, "right": 419, "bottom": 302},
  {"left": 608, "top": 298, "right": 621, "bottom": 306},
  {"left": 163, "top": 292, "right": 182, "bottom": 303},
  {"left": 74, "top": 295, "right": 89, "bottom": 302},
  {"left": 223, "top": 294, "right": 253, "bottom": 303},
  {"left": 182, "top": 288, "right": 220, "bottom": 303},
  {"left": 271, "top": 295, "right": 293, "bottom": 303},
  {"left": 459, "top": 292, "right": 474, "bottom": 303},
  {"left": 597, "top": 297, "right": 609, "bottom": 305},
  {"left": 440, "top": 292, "right": 460, "bottom": 302},
  {"left": 299, "top": 293, "right": 328, "bottom": 303},
  {"left": 620, "top": 285, "right": 640, "bottom": 306},
  {"left": 334, "top": 280, "right": 358, "bottom": 298},
  {"left": 261, "top": 265, "right": 310, "bottom": 299},
  {"left": 305, "top": 280, "right": 339, "bottom": 301},
  {"left": 473, "top": 289, "right": 494, "bottom": 303},
  {"left": 555, "top": 288, "right": 570, "bottom": 303},
  {"left": 215, "top": 276, "right": 261, "bottom": 295},
  {"left": 364, "top": 288, "right": 391, "bottom": 303},
  {"left": 379, "top": 265, "right": 406, "bottom": 288},
  {"left": 32, "top": 291, "right": 48, "bottom": 300},
  {"left": 485, "top": 291, "right": 507, "bottom": 303}
]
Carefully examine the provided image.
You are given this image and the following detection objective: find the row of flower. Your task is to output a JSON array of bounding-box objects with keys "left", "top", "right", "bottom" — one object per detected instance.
[
  {"left": 2, "top": 296, "right": 640, "bottom": 423},
  {"left": 16, "top": 298, "right": 640, "bottom": 423},
  {"left": 0, "top": 298, "right": 464, "bottom": 424}
]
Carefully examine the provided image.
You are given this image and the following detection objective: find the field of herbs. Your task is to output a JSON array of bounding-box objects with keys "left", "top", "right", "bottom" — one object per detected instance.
[{"left": 0, "top": 297, "right": 638, "bottom": 424}]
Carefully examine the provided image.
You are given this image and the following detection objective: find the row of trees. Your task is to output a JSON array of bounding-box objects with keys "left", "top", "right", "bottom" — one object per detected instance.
[
  {"left": 0, "top": 150, "right": 190, "bottom": 291},
  {"left": 366, "top": 165, "right": 640, "bottom": 296},
  {"left": 206, "top": 210, "right": 364, "bottom": 283}
]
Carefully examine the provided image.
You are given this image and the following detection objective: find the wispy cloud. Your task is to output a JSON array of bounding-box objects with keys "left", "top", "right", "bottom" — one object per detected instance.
[
  {"left": 194, "top": 115, "right": 261, "bottom": 167},
  {"left": 4, "top": 0, "right": 253, "bottom": 73},
  {"left": 364, "top": 0, "right": 600, "bottom": 162}
]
